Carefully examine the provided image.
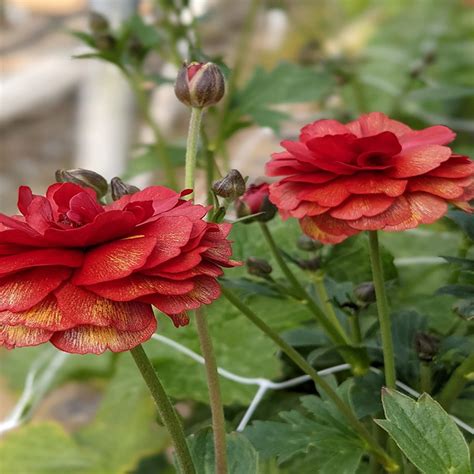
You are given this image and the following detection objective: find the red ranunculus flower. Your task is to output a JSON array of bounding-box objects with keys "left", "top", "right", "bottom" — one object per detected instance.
[
  {"left": 0, "top": 183, "right": 239, "bottom": 354},
  {"left": 266, "top": 112, "right": 474, "bottom": 243}
]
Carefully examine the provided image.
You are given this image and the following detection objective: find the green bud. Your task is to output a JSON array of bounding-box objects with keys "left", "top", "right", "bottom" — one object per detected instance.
[
  {"left": 246, "top": 257, "right": 273, "bottom": 277},
  {"left": 353, "top": 282, "right": 376, "bottom": 304},
  {"left": 110, "top": 177, "right": 140, "bottom": 201},
  {"left": 95, "top": 33, "right": 116, "bottom": 51},
  {"left": 55, "top": 168, "right": 108, "bottom": 198},
  {"left": 174, "top": 62, "right": 225, "bottom": 108},
  {"left": 212, "top": 169, "right": 246, "bottom": 199},
  {"left": 414, "top": 332, "right": 440, "bottom": 362},
  {"left": 89, "top": 12, "right": 109, "bottom": 33},
  {"left": 297, "top": 235, "right": 323, "bottom": 252},
  {"left": 296, "top": 256, "right": 321, "bottom": 272}
]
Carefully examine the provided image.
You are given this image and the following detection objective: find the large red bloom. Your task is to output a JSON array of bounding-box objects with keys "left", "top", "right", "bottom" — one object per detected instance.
[
  {"left": 266, "top": 112, "right": 474, "bottom": 243},
  {"left": 0, "top": 183, "right": 239, "bottom": 354}
]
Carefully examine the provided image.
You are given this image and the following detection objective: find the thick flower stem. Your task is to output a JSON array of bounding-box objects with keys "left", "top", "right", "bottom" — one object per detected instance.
[
  {"left": 184, "top": 104, "right": 228, "bottom": 472},
  {"left": 259, "top": 223, "right": 352, "bottom": 346},
  {"left": 437, "top": 354, "right": 474, "bottom": 410},
  {"left": 130, "top": 345, "right": 195, "bottom": 474},
  {"left": 368, "top": 231, "right": 396, "bottom": 389},
  {"left": 419, "top": 362, "right": 432, "bottom": 394},
  {"left": 185, "top": 107, "right": 204, "bottom": 195},
  {"left": 195, "top": 309, "right": 228, "bottom": 474},
  {"left": 221, "top": 287, "right": 398, "bottom": 472}
]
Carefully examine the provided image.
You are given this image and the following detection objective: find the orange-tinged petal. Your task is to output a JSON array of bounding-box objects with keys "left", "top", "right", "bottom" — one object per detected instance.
[
  {"left": 347, "top": 196, "right": 413, "bottom": 231},
  {"left": 0, "top": 295, "right": 73, "bottom": 331},
  {"left": 330, "top": 195, "right": 395, "bottom": 220},
  {"left": 0, "top": 324, "right": 52, "bottom": 349},
  {"left": 50, "top": 318, "right": 157, "bottom": 354},
  {"left": 73, "top": 236, "right": 157, "bottom": 285},
  {"left": 86, "top": 274, "right": 194, "bottom": 301},
  {"left": 56, "top": 283, "right": 155, "bottom": 331},
  {"left": 343, "top": 172, "right": 407, "bottom": 197},
  {"left": 387, "top": 145, "right": 451, "bottom": 178},
  {"left": 407, "top": 176, "right": 466, "bottom": 199},
  {"left": 297, "top": 180, "right": 351, "bottom": 207},
  {"left": 143, "top": 276, "right": 220, "bottom": 314},
  {"left": 383, "top": 193, "right": 448, "bottom": 231},
  {"left": 300, "top": 215, "right": 358, "bottom": 244},
  {"left": 0, "top": 267, "right": 71, "bottom": 312}
]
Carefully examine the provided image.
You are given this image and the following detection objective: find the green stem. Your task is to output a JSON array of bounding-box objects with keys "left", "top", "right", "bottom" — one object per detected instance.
[
  {"left": 221, "top": 287, "right": 398, "bottom": 472},
  {"left": 195, "top": 309, "right": 228, "bottom": 474},
  {"left": 349, "top": 313, "right": 362, "bottom": 345},
  {"left": 127, "top": 73, "right": 178, "bottom": 189},
  {"left": 368, "top": 231, "right": 396, "bottom": 389},
  {"left": 419, "top": 362, "right": 432, "bottom": 394},
  {"left": 201, "top": 127, "right": 216, "bottom": 204},
  {"left": 130, "top": 345, "right": 195, "bottom": 474},
  {"left": 184, "top": 107, "right": 204, "bottom": 195},
  {"left": 312, "top": 271, "right": 347, "bottom": 337},
  {"left": 184, "top": 105, "right": 227, "bottom": 472},
  {"left": 437, "top": 354, "right": 474, "bottom": 410},
  {"left": 259, "top": 223, "right": 349, "bottom": 345}
]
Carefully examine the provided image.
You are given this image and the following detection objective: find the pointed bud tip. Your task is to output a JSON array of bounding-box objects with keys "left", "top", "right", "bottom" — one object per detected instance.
[
  {"left": 55, "top": 168, "right": 108, "bottom": 198},
  {"left": 110, "top": 177, "right": 140, "bottom": 201},
  {"left": 212, "top": 169, "right": 246, "bottom": 199}
]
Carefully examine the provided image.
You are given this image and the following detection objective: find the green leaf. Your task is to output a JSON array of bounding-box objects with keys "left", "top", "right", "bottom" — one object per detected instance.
[
  {"left": 326, "top": 234, "right": 397, "bottom": 284},
  {"left": 245, "top": 383, "right": 365, "bottom": 471},
  {"left": 446, "top": 211, "right": 474, "bottom": 240},
  {"left": 376, "top": 389, "right": 471, "bottom": 474},
  {"left": 75, "top": 359, "right": 168, "bottom": 473},
  {"left": 406, "top": 85, "right": 474, "bottom": 101},
  {"left": 227, "top": 62, "right": 334, "bottom": 134},
  {"left": 124, "top": 145, "right": 186, "bottom": 178},
  {"left": 436, "top": 284, "right": 474, "bottom": 299},
  {"left": 0, "top": 423, "right": 94, "bottom": 473},
  {"left": 187, "top": 428, "right": 259, "bottom": 474}
]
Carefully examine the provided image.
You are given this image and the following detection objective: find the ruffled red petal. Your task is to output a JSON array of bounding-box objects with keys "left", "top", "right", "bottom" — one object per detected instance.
[
  {"left": 0, "top": 267, "right": 71, "bottom": 312},
  {"left": 0, "top": 324, "right": 52, "bottom": 349},
  {"left": 55, "top": 283, "right": 155, "bottom": 331},
  {"left": 73, "top": 236, "right": 157, "bottom": 285},
  {"left": 50, "top": 318, "right": 157, "bottom": 354}
]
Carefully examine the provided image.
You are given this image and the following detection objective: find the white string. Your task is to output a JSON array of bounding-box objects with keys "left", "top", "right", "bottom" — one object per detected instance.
[
  {"left": 0, "top": 351, "right": 68, "bottom": 436},
  {"left": 1, "top": 334, "right": 473, "bottom": 438}
]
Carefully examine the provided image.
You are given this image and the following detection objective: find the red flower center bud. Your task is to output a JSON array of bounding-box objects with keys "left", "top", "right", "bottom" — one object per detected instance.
[{"left": 187, "top": 63, "right": 203, "bottom": 81}]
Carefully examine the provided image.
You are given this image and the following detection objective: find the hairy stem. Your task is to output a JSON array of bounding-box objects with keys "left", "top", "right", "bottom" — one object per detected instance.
[
  {"left": 130, "top": 345, "right": 195, "bottom": 474},
  {"left": 195, "top": 309, "right": 228, "bottom": 474},
  {"left": 368, "top": 231, "right": 396, "bottom": 389},
  {"left": 184, "top": 107, "right": 204, "bottom": 195}
]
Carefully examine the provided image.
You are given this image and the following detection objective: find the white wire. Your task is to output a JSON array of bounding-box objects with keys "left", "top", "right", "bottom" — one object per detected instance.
[
  {"left": 0, "top": 351, "right": 68, "bottom": 436},
  {"left": 2, "top": 334, "right": 473, "bottom": 439}
]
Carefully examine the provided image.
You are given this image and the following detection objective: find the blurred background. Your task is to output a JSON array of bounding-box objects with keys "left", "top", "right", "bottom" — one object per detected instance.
[
  {"left": 1, "top": 0, "right": 473, "bottom": 214},
  {"left": 0, "top": 0, "right": 473, "bottom": 465}
]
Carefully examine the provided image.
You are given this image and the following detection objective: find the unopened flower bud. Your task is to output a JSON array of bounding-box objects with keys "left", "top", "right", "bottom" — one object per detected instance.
[
  {"left": 95, "top": 33, "right": 116, "bottom": 51},
  {"left": 212, "top": 169, "right": 246, "bottom": 199},
  {"left": 110, "top": 177, "right": 140, "bottom": 201},
  {"left": 297, "top": 235, "right": 323, "bottom": 252},
  {"left": 174, "top": 61, "right": 225, "bottom": 108},
  {"left": 236, "top": 183, "right": 277, "bottom": 224},
  {"left": 89, "top": 12, "right": 109, "bottom": 33},
  {"left": 414, "top": 332, "right": 440, "bottom": 362},
  {"left": 296, "top": 256, "right": 321, "bottom": 271},
  {"left": 55, "top": 168, "right": 108, "bottom": 198},
  {"left": 246, "top": 257, "right": 272, "bottom": 277},
  {"left": 353, "top": 282, "right": 376, "bottom": 304}
]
